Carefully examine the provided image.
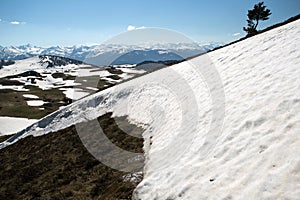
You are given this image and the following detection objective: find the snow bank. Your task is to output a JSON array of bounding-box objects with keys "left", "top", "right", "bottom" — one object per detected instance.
[{"left": 0, "top": 20, "right": 299, "bottom": 199}]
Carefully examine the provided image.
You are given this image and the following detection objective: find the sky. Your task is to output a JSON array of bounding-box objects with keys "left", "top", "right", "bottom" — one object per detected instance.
[{"left": 0, "top": 0, "right": 299, "bottom": 47}]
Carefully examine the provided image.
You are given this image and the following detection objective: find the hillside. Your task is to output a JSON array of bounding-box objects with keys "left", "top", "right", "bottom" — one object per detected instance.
[
  {"left": 0, "top": 19, "right": 299, "bottom": 199},
  {"left": 0, "top": 55, "right": 145, "bottom": 135},
  {"left": 0, "top": 113, "right": 144, "bottom": 199}
]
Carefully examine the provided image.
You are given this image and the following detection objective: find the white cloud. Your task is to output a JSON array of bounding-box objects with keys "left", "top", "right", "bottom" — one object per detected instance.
[
  {"left": 137, "top": 26, "right": 146, "bottom": 30},
  {"left": 0, "top": 19, "right": 2, "bottom": 22},
  {"left": 10, "top": 21, "right": 20, "bottom": 25},
  {"left": 232, "top": 32, "right": 241, "bottom": 37},
  {"left": 127, "top": 25, "right": 136, "bottom": 31},
  {"left": 127, "top": 25, "right": 146, "bottom": 31},
  {"left": 10, "top": 21, "right": 26, "bottom": 25}
]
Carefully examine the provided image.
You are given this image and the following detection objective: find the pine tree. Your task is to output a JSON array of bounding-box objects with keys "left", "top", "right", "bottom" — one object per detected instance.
[{"left": 243, "top": 2, "right": 271, "bottom": 36}]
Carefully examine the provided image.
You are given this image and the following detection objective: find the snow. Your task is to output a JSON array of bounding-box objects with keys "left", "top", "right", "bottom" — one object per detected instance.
[
  {"left": 101, "top": 77, "right": 122, "bottom": 83},
  {"left": 122, "top": 172, "right": 143, "bottom": 183},
  {"left": 6, "top": 68, "right": 82, "bottom": 91},
  {"left": 60, "top": 88, "right": 90, "bottom": 100},
  {"left": 112, "top": 64, "right": 136, "bottom": 68},
  {"left": 0, "top": 56, "right": 89, "bottom": 79},
  {"left": 26, "top": 100, "right": 47, "bottom": 107},
  {"left": 0, "top": 20, "right": 300, "bottom": 199},
  {"left": 158, "top": 50, "right": 168, "bottom": 54},
  {"left": 0, "top": 57, "right": 41, "bottom": 78},
  {"left": 76, "top": 68, "right": 112, "bottom": 77},
  {"left": 132, "top": 19, "right": 300, "bottom": 200},
  {"left": 117, "top": 67, "right": 145, "bottom": 74},
  {"left": 85, "top": 87, "right": 98, "bottom": 91},
  {"left": 32, "top": 76, "right": 79, "bottom": 90},
  {"left": 0, "top": 57, "right": 145, "bottom": 93},
  {"left": 0, "top": 85, "right": 29, "bottom": 91},
  {"left": 117, "top": 73, "right": 134, "bottom": 80},
  {"left": 23, "top": 94, "right": 39, "bottom": 99},
  {"left": 0, "top": 117, "right": 37, "bottom": 136}
]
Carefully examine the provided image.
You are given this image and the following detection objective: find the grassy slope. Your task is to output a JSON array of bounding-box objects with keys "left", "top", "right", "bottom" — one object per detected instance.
[
  {"left": 0, "top": 113, "right": 144, "bottom": 199},
  {"left": 0, "top": 87, "right": 69, "bottom": 119},
  {"left": 0, "top": 73, "right": 113, "bottom": 119}
]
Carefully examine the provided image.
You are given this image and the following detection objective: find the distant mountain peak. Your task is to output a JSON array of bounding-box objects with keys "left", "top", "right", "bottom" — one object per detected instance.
[{"left": 0, "top": 42, "right": 222, "bottom": 65}]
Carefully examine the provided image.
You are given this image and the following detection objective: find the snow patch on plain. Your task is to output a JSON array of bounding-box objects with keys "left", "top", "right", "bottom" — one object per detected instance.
[
  {"left": 23, "top": 94, "right": 39, "bottom": 99},
  {"left": 26, "top": 100, "right": 47, "bottom": 107},
  {"left": 0, "top": 85, "right": 29, "bottom": 91},
  {"left": 60, "top": 88, "right": 90, "bottom": 100},
  {"left": 0, "top": 117, "right": 37, "bottom": 136}
]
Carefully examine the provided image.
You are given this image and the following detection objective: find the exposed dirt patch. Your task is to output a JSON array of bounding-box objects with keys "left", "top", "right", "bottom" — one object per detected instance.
[
  {"left": 107, "top": 75, "right": 121, "bottom": 80},
  {"left": 106, "top": 67, "right": 123, "bottom": 75}
]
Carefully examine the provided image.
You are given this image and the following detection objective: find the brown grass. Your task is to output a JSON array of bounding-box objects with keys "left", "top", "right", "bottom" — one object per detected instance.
[{"left": 0, "top": 113, "right": 144, "bottom": 199}]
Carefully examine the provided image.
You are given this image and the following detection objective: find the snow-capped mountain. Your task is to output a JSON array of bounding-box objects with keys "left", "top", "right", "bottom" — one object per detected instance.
[
  {"left": 0, "top": 43, "right": 222, "bottom": 65},
  {"left": 88, "top": 49, "right": 185, "bottom": 66},
  {"left": 0, "top": 44, "right": 92, "bottom": 61},
  {"left": 1, "top": 18, "right": 299, "bottom": 199}
]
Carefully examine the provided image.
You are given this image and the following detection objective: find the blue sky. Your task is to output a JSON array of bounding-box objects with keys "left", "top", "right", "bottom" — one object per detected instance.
[{"left": 0, "top": 0, "right": 299, "bottom": 47}]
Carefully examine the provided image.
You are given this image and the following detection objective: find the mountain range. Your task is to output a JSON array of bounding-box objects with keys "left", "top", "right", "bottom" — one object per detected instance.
[{"left": 0, "top": 43, "right": 222, "bottom": 65}]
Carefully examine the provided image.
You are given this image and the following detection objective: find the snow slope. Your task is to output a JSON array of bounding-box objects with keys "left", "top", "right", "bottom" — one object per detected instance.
[
  {"left": 1, "top": 20, "right": 300, "bottom": 199},
  {"left": 0, "top": 56, "right": 80, "bottom": 79}
]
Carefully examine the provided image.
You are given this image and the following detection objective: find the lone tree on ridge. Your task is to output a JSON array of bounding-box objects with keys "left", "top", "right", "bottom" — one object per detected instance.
[{"left": 243, "top": 2, "right": 272, "bottom": 36}]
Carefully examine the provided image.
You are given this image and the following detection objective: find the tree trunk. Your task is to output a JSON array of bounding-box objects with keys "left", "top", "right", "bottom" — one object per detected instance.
[{"left": 254, "top": 19, "right": 259, "bottom": 30}]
